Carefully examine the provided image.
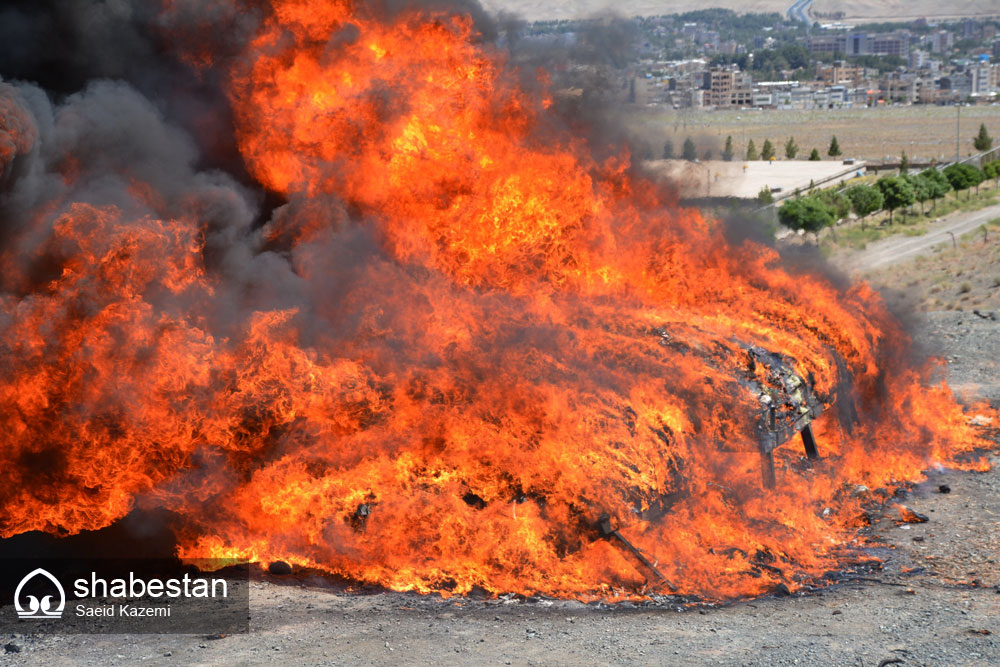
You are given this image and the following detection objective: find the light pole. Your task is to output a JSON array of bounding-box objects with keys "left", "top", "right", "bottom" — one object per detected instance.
[
  {"left": 956, "top": 103, "right": 961, "bottom": 162},
  {"left": 736, "top": 115, "right": 745, "bottom": 161}
]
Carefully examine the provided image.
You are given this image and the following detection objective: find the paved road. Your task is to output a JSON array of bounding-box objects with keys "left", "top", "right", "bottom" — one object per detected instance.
[
  {"left": 788, "top": 0, "right": 814, "bottom": 24},
  {"left": 840, "top": 201, "right": 1000, "bottom": 273}
]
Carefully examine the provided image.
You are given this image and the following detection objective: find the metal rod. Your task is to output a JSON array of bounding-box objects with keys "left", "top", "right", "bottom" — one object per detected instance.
[
  {"left": 760, "top": 449, "right": 776, "bottom": 489},
  {"left": 610, "top": 531, "right": 675, "bottom": 591},
  {"left": 597, "top": 514, "right": 676, "bottom": 591},
  {"left": 800, "top": 424, "right": 820, "bottom": 460}
]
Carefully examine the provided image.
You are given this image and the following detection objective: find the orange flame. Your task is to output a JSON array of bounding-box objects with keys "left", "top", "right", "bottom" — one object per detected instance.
[{"left": 0, "top": 1, "right": 995, "bottom": 601}]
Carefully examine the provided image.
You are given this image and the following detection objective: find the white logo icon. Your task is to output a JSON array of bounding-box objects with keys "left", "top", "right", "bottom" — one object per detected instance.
[{"left": 14, "top": 568, "right": 65, "bottom": 620}]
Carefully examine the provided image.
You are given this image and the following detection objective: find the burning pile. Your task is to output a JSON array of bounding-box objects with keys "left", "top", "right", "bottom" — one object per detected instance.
[{"left": 0, "top": 0, "right": 994, "bottom": 601}]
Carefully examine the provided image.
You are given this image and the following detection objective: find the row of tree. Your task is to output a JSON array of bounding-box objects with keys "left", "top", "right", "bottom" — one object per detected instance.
[
  {"left": 667, "top": 124, "right": 995, "bottom": 165},
  {"left": 778, "top": 162, "right": 999, "bottom": 234},
  {"left": 666, "top": 136, "right": 843, "bottom": 162}
]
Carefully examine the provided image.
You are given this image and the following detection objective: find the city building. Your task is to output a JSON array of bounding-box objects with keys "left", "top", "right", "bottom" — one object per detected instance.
[
  {"left": 808, "top": 31, "right": 910, "bottom": 57},
  {"left": 930, "top": 30, "right": 955, "bottom": 54},
  {"left": 703, "top": 66, "right": 753, "bottom": 107},
  {"left": 817, "top": 62, "right": 868, "bottom": 87}
]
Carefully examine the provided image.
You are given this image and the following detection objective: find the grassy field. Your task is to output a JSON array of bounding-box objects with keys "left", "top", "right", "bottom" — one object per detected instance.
[
  {"left": 482, "top": 0, "right": 1000, "bottom": 22},
  {"left": 629, "top": 106, "right": 1000, "bottom": 164}
]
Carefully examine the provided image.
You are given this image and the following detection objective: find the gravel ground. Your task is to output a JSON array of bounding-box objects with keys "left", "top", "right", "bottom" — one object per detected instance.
[
  {"left": 2, "top": 312, "right": 998, "bottom": 666},
  {"left": 917, "top": 311, "right": 1000, "bottom": 404}
]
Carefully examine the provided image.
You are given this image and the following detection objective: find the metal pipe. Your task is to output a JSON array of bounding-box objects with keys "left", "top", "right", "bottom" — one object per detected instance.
[
  {"left": 800, "top": 424, "right": 820, "bottom": 460},
  {"left": 760, "top": 449, "right": 776, "bottom": 489}
]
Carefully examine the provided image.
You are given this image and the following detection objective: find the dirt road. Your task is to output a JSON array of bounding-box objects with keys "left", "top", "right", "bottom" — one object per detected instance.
[{"left": 840, "top": 202, "right": 1000, "bottom": 273}]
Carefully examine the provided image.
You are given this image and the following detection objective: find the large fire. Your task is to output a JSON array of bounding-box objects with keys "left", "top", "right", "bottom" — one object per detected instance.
[{"left": 0, "top": 0, "right": 995, "bottom": 601}]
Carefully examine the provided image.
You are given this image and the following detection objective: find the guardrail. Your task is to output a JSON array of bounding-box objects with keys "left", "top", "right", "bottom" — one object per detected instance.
[
  {"left": 756, "top": 145, "right": 1000, "bottom": 217},
  {"left": 770, "top": 162, "right": 865, "bottom": 202}
]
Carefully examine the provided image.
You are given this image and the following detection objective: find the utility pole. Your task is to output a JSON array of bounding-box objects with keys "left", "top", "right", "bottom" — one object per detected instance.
[
  {"left": 737, "top": 115, "right": 745, "bottom": 162},
  {"left": 956, "top": 103, "right": 961, "bottom": 162},
  {"left": 736, "top": 115, "right": 742, "bottom": 159}
]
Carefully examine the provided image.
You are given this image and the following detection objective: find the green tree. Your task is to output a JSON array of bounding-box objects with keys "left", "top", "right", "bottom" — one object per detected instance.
[
  {"left": 828, "top": 135, "right": 842, "bottom": 157},
  {"left": 663, "top": 140, "right": 675, "bottom": 159},
  {"left": 761, "top": 139, "right": 775, "bottom": 161},
  {"left": 784, "top": 136, "right": 799, "bottom": 159},
  {"left": 984, "top": 160, "right": 1000, "bottom": 187},
  {"left": 903, "top": 172, "right": 931, "bottom": 214},
  {"left": 816, "top": 189, "right": 850, "bottom": 220},
  {"left": 758, "top": 186, "right": 774, "bottom": 204},
  {"left": 899, "top": 150, "right": 910, "bottom": 174},
  {"left": 746, "top": 139, "right": 758, "bottom": 161},
  {"left": 974, "top": 123, "right": 993, "bottom": 152},
  {"left": 874, "top": 175, "right": 915, "bottom": 224},
  {"left": 703, "top": 149, "right": 713, "bottom": 161},
  {"left": 921, "top": 167, "right": 951, "bottom": 211},
  {"left": 808, "top": 148, "right": 821, "bottom": 161},
  {"left": 943, "top": 163, "right": 983, "bottom": 199},
  {"left": 722, "top": 135, "right": 735, "bottom": 162},
  {"left": 970, "top": 163, "right": 985, "bottom": 194},
  {"left": 845, "top": 184, "right": 884, "bottom": 227},
  {"left": 682, "top": 137, "right": 697, "bottom": 161},
  {"left": 778, "top": 196, "right": 835, "bottom": 238}
]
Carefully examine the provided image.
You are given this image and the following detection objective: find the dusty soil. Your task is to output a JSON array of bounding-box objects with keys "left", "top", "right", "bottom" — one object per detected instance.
[
  {"left": 631, "top": 107, "right": 1000, "bottom": 165},
  {"left": 864, "top": 219, "right": 1000, "bottom": 314},
  {"left": 2, "top": 312, "right": 998, "bottom": 666},
  {"left": 812, "top": 0, "right": 1000, "bottom": 22},
  {"left": 480, "top": 1, "right": 792, "bottom": 22},
  {"left": 918, "top": 311, "right": 1000, "bottom": 404},
  {"left": 479, "top": 0, "right": 1000, "bottom": 22}
]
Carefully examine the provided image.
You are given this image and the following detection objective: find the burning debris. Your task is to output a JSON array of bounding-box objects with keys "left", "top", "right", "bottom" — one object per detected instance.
[
  {"left": 0, "top": 0, "right": 996, "bottom": 603},
  {"left": 895, "top": 505, "right": 930, "bottom": 524},
  {"left": 596, "top": 513, "right": 674, "bottom": 590},
  {"left": 744, "top": 344, "right": 826, "bottom": 488}
]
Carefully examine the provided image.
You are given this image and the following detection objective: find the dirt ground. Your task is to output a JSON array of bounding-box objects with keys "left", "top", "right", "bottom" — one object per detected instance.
[
  {"left": 863, "top": 217, "right": 1000, "bottom": 314},
  {"left": 2, "top": 310, "right": 998, "bottom": 666},
  {"left": 631, "top": 107, "right": 1000, "bottom": 165},
  {"left": 812, "top": 0, "right": 1000, "bottom": 23},
  {"left": 479, "top": 0, "right": 999, "bottom": 22},
  {"left": 480, "top": 1, "right": 791, "bottom": 22}
]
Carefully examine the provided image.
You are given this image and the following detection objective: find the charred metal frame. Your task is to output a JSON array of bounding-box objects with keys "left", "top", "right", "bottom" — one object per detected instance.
[
  {"left": 748, "top": 345, "right": 825, "bottom": 489},
  {"left": 598, "top": 339, "right": 831, "bottom": 584}
]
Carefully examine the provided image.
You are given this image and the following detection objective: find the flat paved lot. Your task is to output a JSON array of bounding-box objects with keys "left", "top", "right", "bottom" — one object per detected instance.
[{"left": 647, "top": 159, "right": 864, "bottom": 199}]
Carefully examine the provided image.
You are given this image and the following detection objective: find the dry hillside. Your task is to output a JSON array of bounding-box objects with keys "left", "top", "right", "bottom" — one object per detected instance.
[
  {"left": 813, "top": 0, "right": 1000, "bottom": 22},
  {"left": 481, "top": 0, "right": 1000, "bottom": 22}
]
